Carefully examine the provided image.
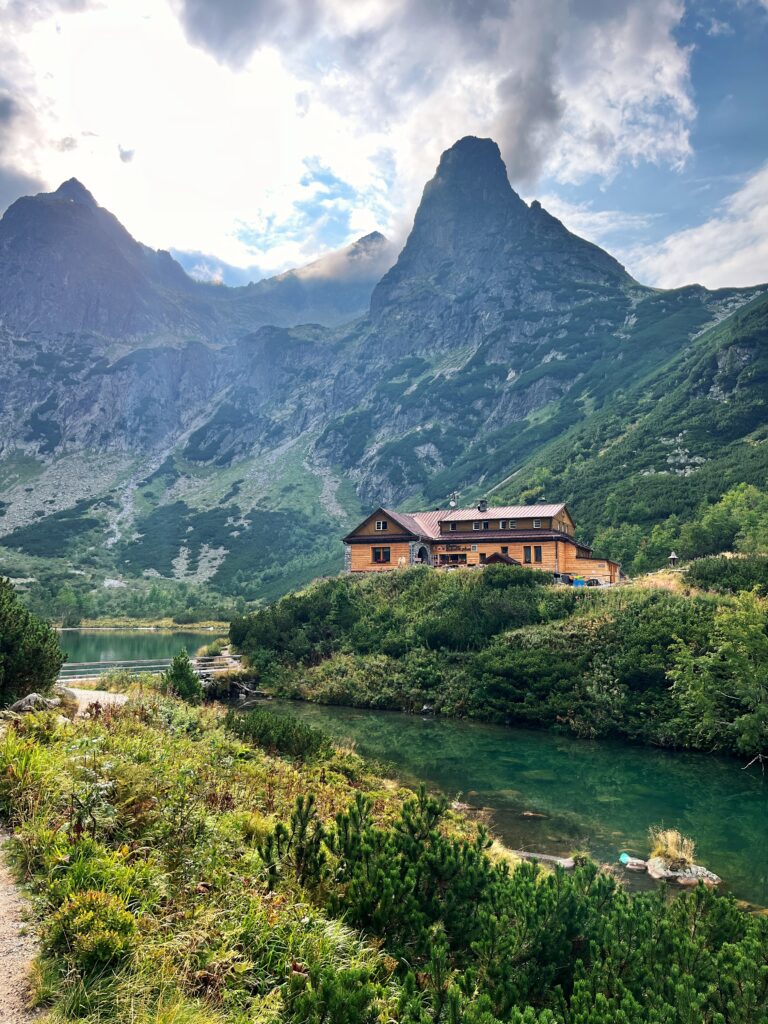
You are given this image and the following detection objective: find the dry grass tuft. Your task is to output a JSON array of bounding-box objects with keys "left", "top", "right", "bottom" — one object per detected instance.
[{"left": 649, "top": 826, "right": 696, "bottom": 866}]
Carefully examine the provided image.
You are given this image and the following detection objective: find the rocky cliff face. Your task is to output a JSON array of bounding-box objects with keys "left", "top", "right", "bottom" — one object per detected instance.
[{"left": 0, "top": 137, "right": 764, "bottom": 601}]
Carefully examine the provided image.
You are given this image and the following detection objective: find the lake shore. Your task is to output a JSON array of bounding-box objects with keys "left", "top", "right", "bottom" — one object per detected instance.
[{"left": 62, "top": 618, "right": 227, "bottom": 631}]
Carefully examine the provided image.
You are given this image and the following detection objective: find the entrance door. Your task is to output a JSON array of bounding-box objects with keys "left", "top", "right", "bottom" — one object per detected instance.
[{"left": 416, "top": 545, "right": 430, "bottom": 565}]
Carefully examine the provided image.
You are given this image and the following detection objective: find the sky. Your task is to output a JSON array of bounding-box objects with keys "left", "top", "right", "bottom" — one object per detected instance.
[{"left": 0, "top": 0, "right": 767, "bottom": 288}]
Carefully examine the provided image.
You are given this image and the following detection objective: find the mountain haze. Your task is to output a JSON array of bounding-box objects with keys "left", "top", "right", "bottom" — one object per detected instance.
[{"left": 0, "top": 136, "right": 765, "bottom": 613}]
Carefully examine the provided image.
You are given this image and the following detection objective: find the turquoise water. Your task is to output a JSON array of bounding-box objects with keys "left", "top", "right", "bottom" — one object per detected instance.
[
  {"left": 58, "top": 629, "right": 216, "bottom": 665},
  {"left": 56, "top": 630, "right": 768, "bottom": 904},
  {"left": 266, "top": 700, "right": 768, "bottom": 906}
]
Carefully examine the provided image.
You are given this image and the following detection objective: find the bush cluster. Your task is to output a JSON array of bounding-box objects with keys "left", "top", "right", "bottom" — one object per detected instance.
[
  {"left": 224, "top": 707, "right": 329, "bottom": 759},
  {"left": 230, "top": 568, "right": 768, "bottom": 757},
  {"left": 686, "top": 553, "right": 768, "bottom": 595}
]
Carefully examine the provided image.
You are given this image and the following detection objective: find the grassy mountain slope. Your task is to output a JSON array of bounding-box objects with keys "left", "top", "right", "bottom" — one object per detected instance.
[{"left": 486, "top": 291, "right": 768, "bottom": 568}]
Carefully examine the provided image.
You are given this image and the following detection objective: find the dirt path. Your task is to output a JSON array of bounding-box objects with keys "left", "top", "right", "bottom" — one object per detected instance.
[
  {"left": 0, "top": 829, "right": 43, "bottom": 1023},
  {"left": 0, "top": 689, "right": 127, "bottom": 1021},
  {"left": 67, "top": 688, "right": 129, "bottom": 713}
]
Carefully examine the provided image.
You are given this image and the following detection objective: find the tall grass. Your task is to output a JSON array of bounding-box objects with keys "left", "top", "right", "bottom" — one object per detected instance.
[{"left": 649, "top": 826, "right": 696, "bottom": 866}]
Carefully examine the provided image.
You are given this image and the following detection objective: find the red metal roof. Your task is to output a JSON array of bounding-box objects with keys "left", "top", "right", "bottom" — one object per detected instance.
[
  {"left": 378, "top": 505, "right": 568, "bottom": 540},
  {"left": 440, "top": 504, "right": 566, "bottom": 521}
]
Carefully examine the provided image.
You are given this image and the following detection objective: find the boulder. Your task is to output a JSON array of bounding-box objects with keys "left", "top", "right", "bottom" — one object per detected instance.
[
  {"left": 646, "top": 856, "right": 721, "bottom": 886},
  {"left": 7, "top": 692, "right": 61, "bottom": 714}
]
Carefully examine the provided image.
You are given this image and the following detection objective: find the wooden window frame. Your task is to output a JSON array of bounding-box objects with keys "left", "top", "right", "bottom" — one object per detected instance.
[
  {"left": 523, "top": 545, "right": 532, "bottom": 564},
  {"left": 482, "top": 520, "right": 490, "bottom": 530},
  {"left": 372, "top": 546, "right": 391, "bottom": 564},
  {"left": 508, "top": 519, "right": 516, "bottom": 529},
  {"left": 501, "top": 546, "right": 509, "bottom": 554},
  {"left": 375, "top": 520, "right": 388, "bottom": 531},
  {"left": 533, "top": 518, "right": 541, "bottom": 529},
  {"left": 534, "top": 545, "right": 542, "bottom": 563},
  {"left": 449, "top": 522, "right": 457, "bottom": 532},
  {"left": 472, "top": 521, "right": 482, "bottom": 531}
]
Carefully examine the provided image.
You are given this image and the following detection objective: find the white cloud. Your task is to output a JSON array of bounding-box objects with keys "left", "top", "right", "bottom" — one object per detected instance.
[
  {"left": 531, "top": 193, "right": 656, "bottom": 244},
  {"left": 0, "top": 0, "right": 697, "bottom": 271},
  {"left": 625, "top": 163, "right": 768, "bottom": 288}
]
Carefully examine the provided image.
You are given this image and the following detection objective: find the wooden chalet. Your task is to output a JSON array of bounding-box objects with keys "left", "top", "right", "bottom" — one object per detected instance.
[{"left": 343, "top": 501, "right": 620, "bottom": 584}]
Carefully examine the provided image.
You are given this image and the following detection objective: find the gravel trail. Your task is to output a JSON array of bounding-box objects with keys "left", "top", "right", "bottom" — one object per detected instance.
[{"left": 0, "top": 829, "right": 43, "bottom": 1023}]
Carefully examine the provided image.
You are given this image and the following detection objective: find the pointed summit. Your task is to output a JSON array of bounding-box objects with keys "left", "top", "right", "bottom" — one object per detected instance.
[
  {"left": 55, "top": 178, "right": 97, "bottom": 207},
  {"left": 396, "top": 136, "right": 527, "bottom": 264},
  {"left": 369, "top": 134, "right": 630, "bottom": 337},
  {"left": 429, "top": 136, "right": 522, "bottom": 207}
]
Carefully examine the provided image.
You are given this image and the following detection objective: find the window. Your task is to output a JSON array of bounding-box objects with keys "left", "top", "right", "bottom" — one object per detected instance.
[
  {"left": 372, "top": 547, "right": 391, "bottom": 563},
  {"left": 499, "top": 519, "right": 506, "bottom": 529},
  {"left": 508, "top": 519, "right": 516, "bottom": 529},
  {"left": 375, "top": 520, "right": 388, "bottom": 531},
  {"left": 473, "top": 521, "right": 482, "bottom": 531},
  {"left": 533, "top": 518, "right": 541, "bottom": 529},
  {"left": 449, "top": 522, "right": 457, "bottom": 532},
  {"left": 479, "top": 553, "right": 487, "bottom": 564},
  {"left": 501, "top": 546, "right": 509, "bottom": 554},
  {"left": 534, "top": 545, "right": 542, "bottom": 563},
  {"left": 523, "top": 546, "right": 532, "bottom": 564},
  {"left": 482, "top": 520, "right": 490, "bottom": 530}
]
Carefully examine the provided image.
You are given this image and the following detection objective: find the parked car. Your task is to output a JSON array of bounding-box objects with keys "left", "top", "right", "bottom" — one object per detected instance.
[{"left": 585, "top": 578, "right": 601, "bottom": 587}]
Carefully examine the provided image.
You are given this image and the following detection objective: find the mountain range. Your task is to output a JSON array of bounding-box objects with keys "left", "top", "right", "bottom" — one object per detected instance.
[{"left": 0, "top": 136, "right": 765, "bottom": 614}]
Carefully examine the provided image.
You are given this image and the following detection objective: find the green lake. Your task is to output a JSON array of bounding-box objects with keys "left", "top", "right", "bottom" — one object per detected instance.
[
  {"left": 266, "top": 700, "right": 768, "bottom": 907},
  {"left": 58, "top": 629, "right": 217, "bottom": 665},
  {"left": 56, "top": 631, "right": 767, "bottom": 905}
]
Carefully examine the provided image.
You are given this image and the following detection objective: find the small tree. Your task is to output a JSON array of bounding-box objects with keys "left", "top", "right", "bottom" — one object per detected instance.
[
  {"left": 162, "top": 649, "right": 203, "bottom": 704},
  {"left": 0, "top": 577, "right": 64, "bottom": 707}
]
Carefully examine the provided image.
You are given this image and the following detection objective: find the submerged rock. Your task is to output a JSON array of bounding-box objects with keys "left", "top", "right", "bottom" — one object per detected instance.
[{"left": 619, "top": 854, "right": 648, "bottom": 872}]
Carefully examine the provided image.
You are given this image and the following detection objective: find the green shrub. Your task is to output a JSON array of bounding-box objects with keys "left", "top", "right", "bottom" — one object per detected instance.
[
  {"left": 225, "top": 708, "right": 329, "bottom": 759},
  {"left": 1, "top": 694, "right": 767, "bottom": 1022},
  {"left": 686, "top": 553, "right": 768, "bottom": 595},
  {"left": 0, "top": 576, "right": 64, "bottom": 707},
  {"left": 162, "top": 650, "right": 203, "bottom": 704},
  {"left": 47, "top": 889, "right": 137, "bottom": 972}
]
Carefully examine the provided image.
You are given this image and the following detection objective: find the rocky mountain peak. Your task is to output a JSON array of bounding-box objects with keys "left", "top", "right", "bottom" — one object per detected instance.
[
  {"left": 429, "top": 135, "right": 521, "bottom": 205},
  {"left": 403, "top": 135, "right": 526, "bottom": 251},
  {"left": 369, "top": 134, "right": 630, "bottom": 334},
  {"left": 54, "top": 177, "right": 98, "bottom": 207},
  {"left": 352, "top": 230, "right": 387, "bottom": 252}
]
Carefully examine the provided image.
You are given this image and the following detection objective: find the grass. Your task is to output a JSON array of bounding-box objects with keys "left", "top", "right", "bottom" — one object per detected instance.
[
  {"left": 649, "top": 826, "right": 696, "bottom": 867},
  {"left": 0, "top": 696, "right": 472, "bottom": 1021}
]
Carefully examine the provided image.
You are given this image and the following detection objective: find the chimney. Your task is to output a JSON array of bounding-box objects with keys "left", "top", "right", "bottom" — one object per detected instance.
[{"left": 477, "top": 498, "right": 488, "bottom": 513}]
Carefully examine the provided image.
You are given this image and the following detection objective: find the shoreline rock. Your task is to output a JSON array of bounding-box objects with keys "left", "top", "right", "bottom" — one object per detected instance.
[{"left": 646, "top": 856, "right": 721, "bottom": 887}]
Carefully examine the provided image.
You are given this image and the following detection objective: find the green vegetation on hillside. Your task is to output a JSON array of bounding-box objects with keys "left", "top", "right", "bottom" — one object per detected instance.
[
  {"left": 2, "top": 697, "right": 766, "bottom": 1022},
  {"left": 490, "top": 295, "right": 768, "bottom": 575},
  {"left": 231, "top": 567, "right": 768, "bottom": 759},
  {"left": 686, "top": 553, "right": 768, "bottom": 595}
]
